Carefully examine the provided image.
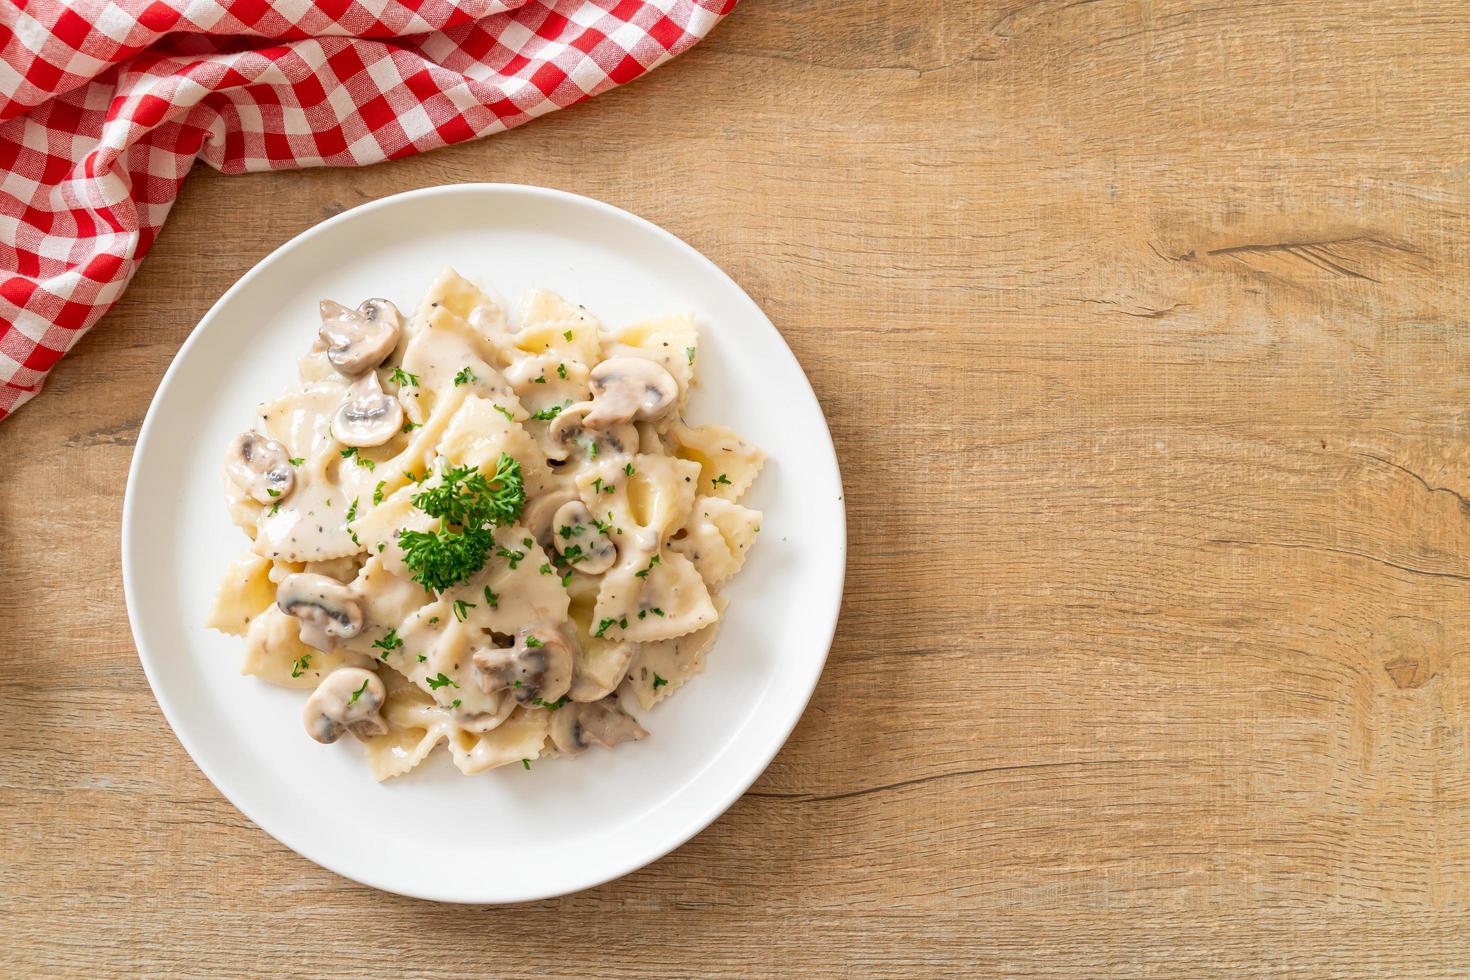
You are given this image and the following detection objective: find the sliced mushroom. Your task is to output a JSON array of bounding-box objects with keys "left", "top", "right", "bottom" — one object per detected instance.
[
  {"left": 546, "top": 403, "right": 638, "bottom": 462},
  {"left": 548, "top": 696, "right": 648, "bottom": 754},
  {"left": 472, "top": 625, "right": 573, "bottom": 706},
  {"left": 303, "top": 667, "right": 387, "bottom": 744},
  {"left": 319, "top": 298, "right": 402, "bottom": 377},
  {"left": 334, "top": 371, "right": 403, "bottom": 447},
  {"left": 277, "top": 572, "right": 364, "bottom": 651},
  {"left": 522, "top": 487, "right": 579, "bottom": 552},
  {"left": 226, "top": 431, "right": 294, "bottom": 504},
  {"left": 585, "top": 357, "right": 678, "bottom": 426},
  {"left": 551, "top": 499, "right": 616, "bottom": 575},
  {"left": 452, "top": 693, "right": 516, "bottom": 734}
]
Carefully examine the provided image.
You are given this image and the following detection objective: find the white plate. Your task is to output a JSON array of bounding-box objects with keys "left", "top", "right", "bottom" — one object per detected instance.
[{"left": 122, "top": 184, "right": 845, "bottom": 903}]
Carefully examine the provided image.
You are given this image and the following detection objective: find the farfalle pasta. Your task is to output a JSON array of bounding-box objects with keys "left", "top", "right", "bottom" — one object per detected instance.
[{"left": 207, "top": 270, "right": 765, "bottom": 779}]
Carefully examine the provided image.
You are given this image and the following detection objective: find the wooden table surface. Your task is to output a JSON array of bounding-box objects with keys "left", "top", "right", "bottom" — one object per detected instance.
[{"left": 6, "top": 1, "right": 1470, "bottom": 975}]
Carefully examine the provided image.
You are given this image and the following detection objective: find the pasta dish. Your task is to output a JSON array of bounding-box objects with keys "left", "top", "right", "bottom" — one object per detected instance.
[{"left": 207, "top": 270, "right": 764, "bottom": 779}]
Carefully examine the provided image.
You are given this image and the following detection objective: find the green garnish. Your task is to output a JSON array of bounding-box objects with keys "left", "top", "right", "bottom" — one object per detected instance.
[
  {"left": 289, "top": 654, "right": 311, "bottom": 678},
  {"left": 372, "top": 628, "right": 402, "bottom": 653},
  {"left": 686, "top": 347, "right": 695, "bottom": 364},
  {"left": 522, "top": 758, "right": 531, "bottom": 770},
  {"left": 563, "top": 329, "right": 573, "bottom": 341},
  {"left": 289, "top": 457, "right": 304, "bottom": 466},
  {"left": 560, "top": 569, "right": 574, "bottom": 587},
  {"left": 266, "top": 488, "right": 281, "bottom": 498},
  {"left": 712, "top": 473, "right": 731, "bottom": 488},
  {"left": 390, "top": 367, "right": 419, "bottom": 388},
  {"left": 452, "top": 599, "right": 474, "bottom": 622},
  {"left": 556, "top": 363, "right": 567, "bottom": 379},
  {"left": 416, "top": 654, "right": 427, "bottom": 663},
  {"left": 533, "top": 375, "right": 546, "bottom": 384},
  {"left": 532, "top": 695, "right": 570, "bottom": 711},
  {"left": 397, "top": 453, "right": 526, "bottom": 591},
  {"left": 587, "top": 440, "right": 599, "bottom": 459},
  {"left": 373, "top": 480, "right": 386, "bottom": 505},
  {"left": 538, "top": 563, "right": 553, "bottom": 575},
  {"left": 339, "top": 446, "right": 374, "bottom": 471},
  {"left": 268, "top": 502, "right": 281, "bottom": 517},
  {"left": 453, "top": 366, "right": 476, "bottom": 386},
  {"left": 624, "top": 463, "right": 635, "bottom": 476},
  {"left": 635, "top": 554, "right": 661, "bottom": 578},
  {"left": 426, "top": 672, "right": 459, "bottom": 690},
  {"left": 526, "top": 635, "right": 544, "bottom": 648},
  {"left": 348, "top": 678, "right": 370, "bottom": 703},
  {"left": 593, "top": 617, "right": 617, "bottom": 639},
  {"left": 402, "top": 420, "right": 421, "bottom": 434},
  {"left": 530, "top": 405, "right": 563, "bottom": 421},
  {"left": 483, "top": 586, "right": 498, "bottom": 608},
  {"left": 496, "top": 545, "right": 524, "bottom": 569},
  {"left": 493, "top": 404, "right": 514, "bottom": 421},
  {"left": 345, "top": 497, "right": 359, "bottom": 524},
  {"left": 590, "top": 516, "right": 611, "bottom": 534},
  {"left": 652, "top": 673, "right": 668, "bottom": 689}
]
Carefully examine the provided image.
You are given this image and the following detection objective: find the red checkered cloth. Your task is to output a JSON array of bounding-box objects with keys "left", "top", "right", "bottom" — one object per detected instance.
[{"left": 0, "top": 0, "right": 734, "bottom": 420}]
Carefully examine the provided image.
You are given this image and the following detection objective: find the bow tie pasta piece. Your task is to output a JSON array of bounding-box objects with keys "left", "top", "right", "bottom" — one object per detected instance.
[
  {"left": 334, "top": 556, "right": 433, "bottom": 660},
  {"left": 205, "top": 553, "right": 278, "bottom": 636},
  {"left": 669, "top": 496, "right": 763, "bottom": 592},
  {"left": 438, "top": 524, "right": 571, "bottom": 637},
  {"left": 240, "top": 605, "right": 374, "bottom": 688},
  {"left": 596, "top": 548, "right": 718, "bottom": 644},
  {"left": 664, "top": 420, "right": 765, "bottom": 503},
  {"left": 449, "top": 707, "right": 551, "bottom": 774},
  {"left": 603, "top": 313, "right": 698, "bottom": 411},
  {"left": 436, "top": 395, "right": 555, "bottom": 498},
  {"left": 564, "top": 590, "right": 637, "bottom": 702},
  {"left": 363, "top": 670, "right": 456, "bottom": 781},
  {"left": 397, "top": 270, "right": 522, "bottom": 419},
  {"left": 620, "top": 597, "right": 728, "bottom": 710}
]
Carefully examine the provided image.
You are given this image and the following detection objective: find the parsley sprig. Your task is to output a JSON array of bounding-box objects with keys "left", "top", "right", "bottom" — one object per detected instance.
[{"left": 397, "top": 453, "right": 526, "bottom": 591}]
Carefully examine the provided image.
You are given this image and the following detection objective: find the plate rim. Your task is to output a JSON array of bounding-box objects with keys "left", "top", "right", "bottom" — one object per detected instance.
[{"left": 121, "top": 182, "right": 846, "bottom": 902}]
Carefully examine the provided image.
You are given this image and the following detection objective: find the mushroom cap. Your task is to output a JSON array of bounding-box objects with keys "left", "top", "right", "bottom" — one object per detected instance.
[
  {"left": 551, "top": 499, "right": 616, "bottom": 575},
  {"left": 472, "top": 625, "right": 573, "bottom": 705},
  {"left": 226, "top": 431, "right": 295, "bottom": 504},
  {"left": 585, "top": 356, "right": 678, "bottom": 426},
  {"left": 522, "top": 487, "right": 580, "bottom": 552},
  {"left": 303, "top": 667, "right": 387, "bottom": 744},
  {"left": 548, "top": 696, "right": 648, "bottom": 754},
  {"left": 334, "top": 371, "right": 404, "bottom": 447},
  {"left": 546, "top": 402, "right": 638, "bottom": 462},
  {"left": 277, "top": 572, "right": 365, "bottom": 652},
  {"left": 318, "top": 298, "right": 402, "bottom": 377}
]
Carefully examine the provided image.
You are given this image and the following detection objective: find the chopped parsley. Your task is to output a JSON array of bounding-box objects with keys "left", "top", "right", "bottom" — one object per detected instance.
[
  {"left": 348, "top": 678, "right": 370, "bottom": 703},
  {"left": 556, "top": 363, "right": 567, "bottom": 379},
  {"left": 266, "top": 488, "right": 281, "bottom": 498},
  {"left": 624, "top": 462, "right": 635, "bottom": 476},
  {"left": 563, "top": 329, "right": 573, "bottom": 341},
  {"left": 426, "top": 672, "right": 459, "bottom": 690},
  {"left": 339, "top": 446, "right": 374, "bottom": 471},
  {"left": 634, "top": 554, "right": 661, "bottom": 578},
  {"left": 483, "top": 586, "right": 499, "bottom": 608},
  {"left": 638, "top": 607, "right": 666, "bottom": 620},
  {"left": 530, "top": 405, "right": 563, "bottom": 421},
  {"left": 538, "top": 563, "right": 553, "bottom": 575},
  {"left": 372, "top": 628, "right": 402, "bottom": 653},
  {"left": 453, "top": 366, "right": 476, "bottom": 386},
  {"left": 522, "top": 758, "right": 531, "bottom": 770},
  {"left": 390, "top": 367, "right": 419, "bottom": 388},
  {"left": 560, "top": 569, "right": 574, "bottom": 587},
  {"left": 373, "top": 480, "right": 386, "bottom": 505},
  {"left": 532, "top": 695, "right": 570, "bottom": 711},
  {"left": 289, "top": 654, "right": 311, "bottom": 678},
  {"left": 533, "top": 375, "right": 546, "bottom": 384},
  {"left": 450, "top": 698, "right": 461, "bottom": 708},
  {"left": 493, "top": 404, "right": 514, "bottom": 421},
  {"left": 712, "top": 473, "right": 732, "bottom": 488},
  {"left": 268, "top": 502, "right": 281, "bottom": 517},
  {"left": 496, "top": 545, "right": 525, "bottom": 570},
  {"left": 452, "top": 598, "right": 474, "bottom": 622},
  {"left": 402, "top": 420, "right": 420, "bottom": 434},
  {"left": 289, "top": 457, "right": 304, "bottom": 466},
  {"left": 652, "top": 673, "right": 668, "bottom": 689},
  {"left": 525, "top": 635, "right": 543, "bottom": 648},
  {"left": 590, "top": 515, "right": 611, "bottom": 534},
  {"left": 593, "top": 617, "right": 618, "bottom": 639},
  {"left": 416, "top": 654, "right": 427, "bottom": 663},
  {"left": 686, "top": 347, "right": 695, "bottom": 364},
  {"left": 397, "top": 453, "right": 526, "bottom": 591},
  {"left": 587, "top": 440, "right": 599, "bottom": 459}
]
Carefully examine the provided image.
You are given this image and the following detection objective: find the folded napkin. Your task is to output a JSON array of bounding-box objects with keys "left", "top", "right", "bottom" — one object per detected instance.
[{"left": 0, "top": 0, "right": 733, "bottom": 419}]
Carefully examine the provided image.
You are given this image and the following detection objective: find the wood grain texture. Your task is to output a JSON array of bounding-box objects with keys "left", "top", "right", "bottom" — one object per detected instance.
[{"left": 4, "top": 0, "right": 1470, "bottom": 975}]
